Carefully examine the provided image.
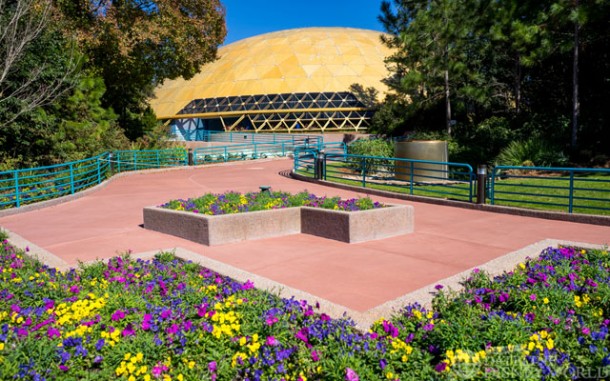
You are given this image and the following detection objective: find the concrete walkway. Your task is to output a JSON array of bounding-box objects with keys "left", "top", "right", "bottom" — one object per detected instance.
[{"left": 1, "top": 158, "right": 609, "bottom": 326}]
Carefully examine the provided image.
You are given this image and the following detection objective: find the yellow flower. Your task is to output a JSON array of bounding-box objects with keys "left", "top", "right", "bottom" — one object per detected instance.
[
  {"left": 543, "top": 297, "right": 549, "bottom": 304},
  {"left": 0, "top": 343, "right": 4, "bottom": 351},
  {"left": 519, "top": 263, "right": 526, "bottom": 270},
  {"left": 188, "top": 361, "right": 195, "bottom": 369}
]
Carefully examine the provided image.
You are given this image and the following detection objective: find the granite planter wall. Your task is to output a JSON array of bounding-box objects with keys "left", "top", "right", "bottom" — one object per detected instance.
[
  {"left": 143, "top": 207, "right": 301, "bottom": 246},
  {"left": 144, "top": 204, "right": 413, "bottom": 246},
  {"left": 300, "top": 205, "right": 413, "bottom": 243}
]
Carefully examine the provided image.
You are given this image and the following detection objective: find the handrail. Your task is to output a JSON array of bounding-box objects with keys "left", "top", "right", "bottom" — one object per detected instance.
[
  {"left": 293, "top": 150, "right": 475, "bottom": 202},
  {"left": 491, "top": 165, "right": 610, "bottom": 214}
]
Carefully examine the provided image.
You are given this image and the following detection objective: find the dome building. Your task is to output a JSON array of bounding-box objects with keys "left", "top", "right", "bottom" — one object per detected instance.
[{"left": 149, "top": 27, "right": 392, "bottom": 139}]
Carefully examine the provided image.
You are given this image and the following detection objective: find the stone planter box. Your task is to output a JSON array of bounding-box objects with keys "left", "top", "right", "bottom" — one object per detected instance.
[
  {"left": 143, "top": 204, "right": 413, "bottom": 246},
  {"left": 301, "top": 205, "right": 413, "bottom": 243}
]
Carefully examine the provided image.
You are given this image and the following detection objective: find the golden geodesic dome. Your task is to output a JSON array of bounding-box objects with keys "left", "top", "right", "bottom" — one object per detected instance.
[{"left": 150, "top": 27, "right": 392, "bottom": 120}]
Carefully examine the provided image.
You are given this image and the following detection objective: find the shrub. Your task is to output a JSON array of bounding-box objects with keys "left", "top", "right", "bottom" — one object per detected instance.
[
  {"left": 495, "top": 139, "right": 568, "bottom": 167},
  {"left": 347, "top": 138, "right": 394, "bottom": 175}
]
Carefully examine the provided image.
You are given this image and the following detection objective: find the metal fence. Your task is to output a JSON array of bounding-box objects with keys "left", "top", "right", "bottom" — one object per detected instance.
[
  {"left": 0, "top": 154, "right": 110, "bottom": 209},
  {"left": 293, "top": 150, "right": 475, "bottom": 202},
  {"left": 200, "top": 131, "right": 323, "bottom": 146},
  {"left": 111, "top": 149, "right": 188, "bottom": 172},
  {"left": 0, "top": 142, "right": 332, "bottom": 210},
  {"left": 491, "top": 166, "right": 610, "bottom": 214}
]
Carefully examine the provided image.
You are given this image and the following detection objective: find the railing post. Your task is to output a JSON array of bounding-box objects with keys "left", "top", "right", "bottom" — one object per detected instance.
[
  {"left": 134, "top": 151, "right": 138, "bottom": 171},
  {"left": 322, "top": 151, "right": 327, "bottom": 180},
  {"left": 14, "top": 171, "right": 20, "bottom": 208},
  {"left": 97, "top": 156, "right": 102, "bottom": 184},
  {"left": 188, "top": 148, "right": 194, "bottom": 166},
  {"left": 156, "top": 150, "right": 161, "bottom": 168},
  {"left": 568, "top": 171, "right": 574, "bottom": 213},
  {"left": 224, "top": 146, "right": 228, "bottom": 162},
  {"left": 476, "top": 165, "right": 487, "bottom": 204},
  {"left": 409, "top": 161, "right": 414, "bottom": 195},
  {"left": 108, "top": 152, "right": 115, "bottom": 173},
  {"left": 361, "top": 157, "right": 366, "bottom": 188},
  {"left": 254, "top": 144, "right": 258, "bottom": 159},
  {"left": 490, "top": 168, "right": 496, "bottom": 205},
  {"left": 69, "top": 163, "right": 75, "bottom": 194}
]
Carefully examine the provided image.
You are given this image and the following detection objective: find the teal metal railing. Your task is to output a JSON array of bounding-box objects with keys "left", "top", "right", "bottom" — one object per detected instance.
[
  {"left": 0, "top": 140, "right": 330, "bottom": 210},
  {"left": 293, "top": 150, "right": 475, "bottom": 202},
  {"left": 0, "top": 154, "right": 110, "bottom": 209},
  {"left": 201, "top": 131, "right": 323, "bottom": 146},
  {"left": 111, "top": 149, "right": 188, "bottom": 172},
  {"left": 0, "top": 149, "right": 190, "bottom": 210},
  {"left": 491, "top": 166, "right": 610, "bottom": 214}
]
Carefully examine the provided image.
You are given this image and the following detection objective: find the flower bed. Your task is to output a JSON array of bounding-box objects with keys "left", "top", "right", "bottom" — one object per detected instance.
[
  {"left": 144, "top": 191, "right": 413, "bottom": 244},
  {"left": 1, "top": 235, "right": 609, "bottom": 380}
]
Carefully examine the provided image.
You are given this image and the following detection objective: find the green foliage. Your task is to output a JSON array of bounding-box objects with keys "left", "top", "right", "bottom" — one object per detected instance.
[
  {"left": 348, "top": 138, "right": 394, "bottom": 158},
  {"left": 50, "top": 74, "right": 130, "bottom": 162},
  {"left": 378, "top": 0, "right": 610, "bottom": 162},
  {"left": 494, "top": 139, "right": 568, "bottom": 167},
  {"left": 56, "top": 0, "right": 226, "bottom": 140},
  {"left": 346, "top": 138, "right": 395, "bottom": 175}
]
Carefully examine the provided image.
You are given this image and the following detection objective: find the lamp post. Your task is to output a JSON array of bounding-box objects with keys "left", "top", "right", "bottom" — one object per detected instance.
[{"left": 477, "top": 165, "right": 487, "bottom": 204}]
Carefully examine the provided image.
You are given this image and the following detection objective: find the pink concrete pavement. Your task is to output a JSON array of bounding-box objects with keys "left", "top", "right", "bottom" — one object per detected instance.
[{"left": 1, "top": 158, "right": 609, "bottom": 315}]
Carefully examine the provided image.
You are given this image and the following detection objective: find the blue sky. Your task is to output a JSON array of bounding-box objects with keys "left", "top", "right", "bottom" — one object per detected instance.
[{"left": 221, "top": 0, "right": 386, "bottom": 44}]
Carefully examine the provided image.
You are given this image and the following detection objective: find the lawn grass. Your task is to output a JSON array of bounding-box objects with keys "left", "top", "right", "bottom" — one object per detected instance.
[
  {"left": 491, "top": 174, "right": 610, "bottom": 215},
  {"left": 295, "top": 161, "right": 610, "bottom": 216}
]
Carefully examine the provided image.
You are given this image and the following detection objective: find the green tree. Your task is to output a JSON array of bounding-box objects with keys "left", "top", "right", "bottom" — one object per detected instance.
[
  {"left": 56, "top": 0, "right": 227, "bottom": 139},
  {"left": 50, "top": 73, "right": 129, "bottom": 162}
]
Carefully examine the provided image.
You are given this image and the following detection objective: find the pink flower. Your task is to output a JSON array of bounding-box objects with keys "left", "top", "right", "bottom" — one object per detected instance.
[
  {"left": 295, "top": 327, "right": 309, "bottom": 344},
  {"left": 197, "top": 304, "right": 209, "bottom": 317},
  {"left": 530, "top": 294, "right": 537, "bottom": 301},
  {"left": 311, "top": 350, "right": 320, "bottom": 362},
  {"left": 265, "top": 316, "right": 278, "bottom": 326},
  {"left": 582, "top": 327, "right": 591, "bottom": 335},
  {"left": 345, "top": 367, "right": 359, "bottom": 381},
  {"left": 266, "top": 336, "right": 279, "bottom": 346}
]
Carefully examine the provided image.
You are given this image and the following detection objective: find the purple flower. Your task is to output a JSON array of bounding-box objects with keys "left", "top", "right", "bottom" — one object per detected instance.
[
  {"left": 530, "top": 294, "right": 537, "bottom": 301},
  {"left": 122, "top": 323, "right": 135, "bottom": 337},
  {"left": 241, "top": 280, "right": 254, "bottom": 290},
  {"left": 111, "top": 310, "right": 125, "bottom": 321},
  {"left": 435, "top": 362, "right": 448, "bottom": 372},
  {"left": 59, "top": 365, "right": 69, "bottom": 372},
  {"left": 582, "top": 327, "right": 591, "bottom": 335},
  {"left": 69, "top": 285, "right": 80, "bottom": 294},
  {"left": 208, "top": 361, "right": 217, "bottom": 372},
  {"left": 434, "top": 284, "right": 444, "bottom": 290},
  {"left": 295, "top": 327, "right": 309, "bottom": 344},
  {"left": 141, "top": 314, "right": 153, "bottom": 330},
  {"left": 345, "top": 367, "right": 359, "bottom": 381},
  {"left": 382, "top": 320, "right": 399, "bottom": 338},
  {"left": 47, "top": 327, "right": 61, "bottom": 339}
]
